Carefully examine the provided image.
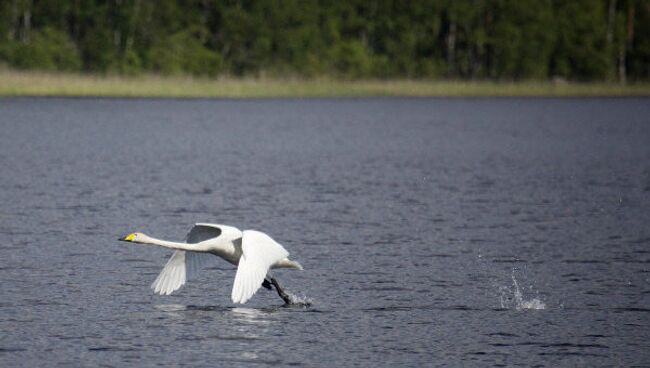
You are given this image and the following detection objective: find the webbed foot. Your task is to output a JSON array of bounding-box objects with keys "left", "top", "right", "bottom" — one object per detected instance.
[{"left": 262, "top": 279, "right": 272, "bottom": 290}]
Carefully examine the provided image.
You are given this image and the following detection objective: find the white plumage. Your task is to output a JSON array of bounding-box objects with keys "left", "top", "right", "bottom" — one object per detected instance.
[
  {"left": 119, "top": 223, "right": 303, "bottom": 304},
  {"left": 151, "top": 250, "right": 214, "bottom": 295},
  {"left": 232, "top": 230, "right": 289, "bottom": 303}
]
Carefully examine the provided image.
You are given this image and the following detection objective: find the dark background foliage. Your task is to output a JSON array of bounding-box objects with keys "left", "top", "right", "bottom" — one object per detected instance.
[{"left": 0, "top": 0, "right": 648, "bottom": 81}]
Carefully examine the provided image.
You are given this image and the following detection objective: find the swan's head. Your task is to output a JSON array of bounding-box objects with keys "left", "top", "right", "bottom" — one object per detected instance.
[{"left": 119, "top": 232, "right": 146, "bottom": 244}]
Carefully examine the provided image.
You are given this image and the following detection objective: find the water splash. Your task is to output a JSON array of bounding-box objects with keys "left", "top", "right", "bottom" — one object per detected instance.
[
  {"left": 499, "top": 273, "right": 546, "bottom": 310},
  {"left": 285, "top": 292, "right": 313, "bottom": 307}
]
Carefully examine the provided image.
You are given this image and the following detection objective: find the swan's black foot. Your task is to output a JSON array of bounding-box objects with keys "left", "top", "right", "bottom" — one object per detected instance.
[
  {"left": 262, "top": 279, "right": 272, "bottom": 290},
  {"left": 269, "top": 277, "right": 293, "bottom": 305}
]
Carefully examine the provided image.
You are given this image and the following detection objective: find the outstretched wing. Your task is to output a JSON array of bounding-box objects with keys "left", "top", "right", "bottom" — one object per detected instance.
[
  {"left": 185, "top": 223, "right": 223, "bottom": 243},
  {"left": 151, "top": 223, "right": 239, "bottom": 295},
  {"left": 231, "top": 230, "right": 289, "bottom": 304},
  {"left": 151, "top": 251, "right": 215, "bottom": 295}
]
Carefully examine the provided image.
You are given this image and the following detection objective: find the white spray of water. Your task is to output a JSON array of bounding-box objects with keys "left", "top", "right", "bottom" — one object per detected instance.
[
  {"left": 286, "top": 292, "right": 313, "bottom": 307},
  {"left": 499, "top": 273, "right": 546, "bottom": 310}
]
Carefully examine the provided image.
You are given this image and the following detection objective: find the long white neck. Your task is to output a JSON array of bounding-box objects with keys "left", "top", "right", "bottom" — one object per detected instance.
[{"left": 139, "top": 234, "right": 200, "bottom": 252}]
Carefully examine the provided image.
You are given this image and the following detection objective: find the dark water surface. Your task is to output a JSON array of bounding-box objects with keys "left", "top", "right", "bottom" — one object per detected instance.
[{"left": 1, "top": 97, "right": 649, "bottom": 366}]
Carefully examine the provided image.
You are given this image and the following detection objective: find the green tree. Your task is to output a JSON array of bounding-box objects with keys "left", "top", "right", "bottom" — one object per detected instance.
[
  {"left": 626, "top": 0, "right": 650, "bottom": 80},
  {"left": 9, "top": 26, "right": 81, "bottom": 71},
  {"left": 488, "top": 0, "right": 555, "bottom": 79},
  {"left": 147, "top": 27, "right": 221, "bottom": 76},
  {"left": 551, "top": 0, "right": 609, "bottom": 80},
  {"left": 0, "top": 0, "right": 648, "bottom": 80}
]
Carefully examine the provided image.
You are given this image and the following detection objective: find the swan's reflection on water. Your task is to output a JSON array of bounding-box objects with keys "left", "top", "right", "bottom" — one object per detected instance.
[
  {"left": 154, "top": 304, "right": 280, "bottom": 318},
  {"left": 154, "top": 303, "right": 188, "bottom": 313},
  {"left": 230, "top": 307, "right": 276, "bottom": 325},
  {"left": 152, "top": 303, "right": 191, "bottom": 320},
  {"left": 152, "top": 304, "right": 280, "bottom": 333},
  {"left": 152, "top": 304, "right": 283, "bottom": 362}
]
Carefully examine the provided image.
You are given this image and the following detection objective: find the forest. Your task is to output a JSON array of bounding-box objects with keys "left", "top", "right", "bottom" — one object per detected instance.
[{"left": 0, "top": 0, "right": 649, "bottom": 82}]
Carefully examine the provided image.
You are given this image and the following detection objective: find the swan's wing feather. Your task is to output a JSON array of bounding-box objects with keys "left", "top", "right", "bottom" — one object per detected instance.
[
  {"left": 186, "top": 223, "right": 243, "bottom": 244},
  {"left": 231, "top": 230, "right": 289, "bottom": 304},
  {"left": 185, "top": 224, "right": 223, "bottom": 244},
  {"left": 151, "top": 251, "right": 215, "bottom": 295}
]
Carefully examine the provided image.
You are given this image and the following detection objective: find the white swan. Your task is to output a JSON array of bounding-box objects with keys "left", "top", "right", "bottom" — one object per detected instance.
[{"left": 118, "top": 223, "right": 303, "bottom": 304}]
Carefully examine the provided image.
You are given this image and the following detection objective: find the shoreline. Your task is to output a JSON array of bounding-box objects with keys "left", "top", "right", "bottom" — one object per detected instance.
[{"left": 1, "top": 70, "right": 649, "bottom": 98}]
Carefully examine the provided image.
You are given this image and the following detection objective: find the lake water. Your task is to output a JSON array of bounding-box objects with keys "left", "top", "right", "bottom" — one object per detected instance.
[{"left": 1, "top": 97, "right": 649, "bottom": 366}]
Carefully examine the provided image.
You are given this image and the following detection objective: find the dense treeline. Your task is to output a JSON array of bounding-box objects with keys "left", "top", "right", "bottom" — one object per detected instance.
[{"left": 0, "top": 0, "right": 649, "bottom": 81}]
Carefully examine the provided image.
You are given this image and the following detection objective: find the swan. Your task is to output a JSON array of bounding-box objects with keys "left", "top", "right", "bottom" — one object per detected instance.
[{"left": 118, "top": 223, "right": 303, "bottom": 304}]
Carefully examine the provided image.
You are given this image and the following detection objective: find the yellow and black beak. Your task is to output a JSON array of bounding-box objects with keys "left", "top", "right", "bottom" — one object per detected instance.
[{"left": 118, "top": 233, "right": 136, "bottom": 242}]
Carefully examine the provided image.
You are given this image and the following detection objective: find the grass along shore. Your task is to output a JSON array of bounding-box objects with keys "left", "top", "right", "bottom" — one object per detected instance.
[{"left": 1, "top": 70, "right": 649, "bottom": 98}]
